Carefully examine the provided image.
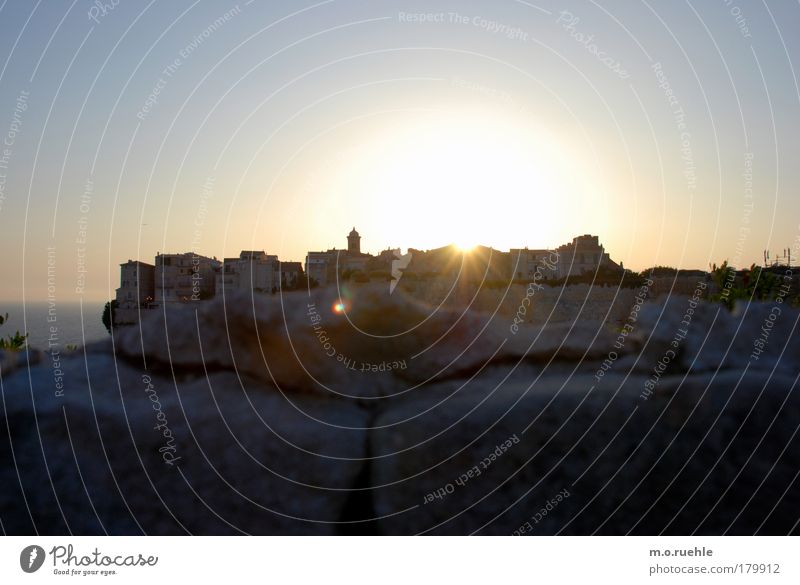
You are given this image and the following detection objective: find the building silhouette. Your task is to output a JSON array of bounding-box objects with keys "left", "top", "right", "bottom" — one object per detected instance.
[
  {"left": 305, "top": 227, "right": 384, "bottom": 286},
  {"left": 115, "top": 260, "right": 155, "bottom": 309},
  {"left": 347, "top": 227, "right": 361, "bottom": 254}
]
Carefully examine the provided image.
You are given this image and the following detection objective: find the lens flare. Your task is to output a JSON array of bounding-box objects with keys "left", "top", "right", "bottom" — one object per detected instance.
[{"left": 332, "top": 300, "right": 348, "bottom": 314}]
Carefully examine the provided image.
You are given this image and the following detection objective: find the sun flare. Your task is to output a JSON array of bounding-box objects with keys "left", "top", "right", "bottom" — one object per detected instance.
[
  {"left": 453, "top": 240, "right": 477, "bottom": 252},
  {"left": 321, "top": 108, "right": 600, "bottom": 253}
]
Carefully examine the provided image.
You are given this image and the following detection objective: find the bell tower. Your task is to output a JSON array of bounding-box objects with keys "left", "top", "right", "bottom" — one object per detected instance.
[{"left": 347, "top": 227, "right": 361, "bottom": 255}]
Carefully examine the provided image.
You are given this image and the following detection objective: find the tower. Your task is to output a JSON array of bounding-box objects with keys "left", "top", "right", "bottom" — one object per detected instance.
[{"left": 347, "top": 227, "right": 361, "bottom": 255}]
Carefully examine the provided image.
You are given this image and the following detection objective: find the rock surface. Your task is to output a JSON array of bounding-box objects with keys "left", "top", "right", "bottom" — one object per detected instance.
[
  {"left": 113, "top": 287, "right": 618, "bottom": 398},
  {"left": 629, "top": 297, "right": 800, "bottom": 377},
  {"left": 0, "top": 351, "right": 369, "bottom": 534},
  {"left": 1, "top": 287, "right": 799, "bottom": 534},
  {"left": 369, "top": 369, "right": 800, "bottom": 534}
]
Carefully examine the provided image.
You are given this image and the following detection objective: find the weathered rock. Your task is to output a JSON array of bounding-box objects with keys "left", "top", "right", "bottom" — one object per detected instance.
[
  {"left": 628, "top": 297, "right": 800, "bottom": 376},
  {"left": 114, "top": 286, "right": 616, "bottom": 399},
  {"left": 0, "top": 348, "right": 42, "bottom": 377},
  {"left": 369, "top": 370, "right": 800, "bottom": 535},
  {"left": 2, "top": 291, "right": 799, "bottom": 535},
  {"left": 0, "top": 351, "right": 369, "bottom": 534}
]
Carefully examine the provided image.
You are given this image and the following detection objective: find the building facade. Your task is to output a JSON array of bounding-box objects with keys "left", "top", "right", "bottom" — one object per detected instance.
[
  {"left": 154, "top": 252, "right": 220, "bottom": 303},
  {"left": 115, "top": 260, "right": 155, "bottom": 309},
  {"left": 279, "top": 261, "right": 303, "bottom": 288},
  {"left": 554, "top": 234, "right": 619, "bottom": 277},
  {"left": 239, "top": 250, "right": 279, "bottom": 292},
  {"left": 214, "top": 250, "right": 288, "bottom": 295},
  {"left": 305, "top": 251, "right": 335, "bottom": 287},
  {"left": 305, "top": 227, "right": 371, "bottom": 286},
  {"left": 509, "top": 248, "right": 559, "bottom": 280},
  {"left": 215, "top": 257, "right": 241, "bottom": 293}
]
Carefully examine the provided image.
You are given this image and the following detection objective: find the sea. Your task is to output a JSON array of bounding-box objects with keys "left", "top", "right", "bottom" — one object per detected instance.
[{"left": 0, "top": 302, "right": 110, "bottom": 351}]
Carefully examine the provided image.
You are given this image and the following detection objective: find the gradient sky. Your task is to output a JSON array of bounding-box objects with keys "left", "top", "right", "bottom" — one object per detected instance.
[{"left": 0, "top": 0, "right": 798, "bottom": 302}]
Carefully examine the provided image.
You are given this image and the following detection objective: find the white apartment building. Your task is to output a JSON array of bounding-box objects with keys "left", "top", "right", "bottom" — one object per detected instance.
[
  {"left": 215, "top": 250, "right": 281, "bottom": 294},
  {"left": 509, "top": 248, "right": 560, "bottom": 281},
  {"left": 305, "top": 251, "right": 333, "bottom": 287},
  {"left": 115, "top": 260, "right": 155, "bottom": 309},
  {"left": 154, "top": 252, "right": 220, "bottom": 303}
]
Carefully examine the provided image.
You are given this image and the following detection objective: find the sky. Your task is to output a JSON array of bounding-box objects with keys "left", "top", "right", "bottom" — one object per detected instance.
[{"left": 0, "top": 0, "right": 799, "bottom": 302}]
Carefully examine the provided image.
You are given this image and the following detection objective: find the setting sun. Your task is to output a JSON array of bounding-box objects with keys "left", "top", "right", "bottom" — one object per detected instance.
[
  {"left": 453, "top": 241, "right": 478, "bottom": 252},
  {"left": 314, "top": 108, "right": 602, "bottom": 253}
]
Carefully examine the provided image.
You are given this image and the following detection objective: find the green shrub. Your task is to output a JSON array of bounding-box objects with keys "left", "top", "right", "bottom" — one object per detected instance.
[
  {"left": 101, "top": 300, "right": 118, "bottom": 333},
  {"left": 708, "top": 261, "right": 797, "bottom": 310},
  {"left": 0, "top": 312, "right": 27, "bottom": 350}
]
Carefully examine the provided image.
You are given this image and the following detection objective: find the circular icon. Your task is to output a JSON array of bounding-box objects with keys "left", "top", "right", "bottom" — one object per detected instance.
[{"left": 19, "top": 545, "right": 45, "bottom": 573}]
